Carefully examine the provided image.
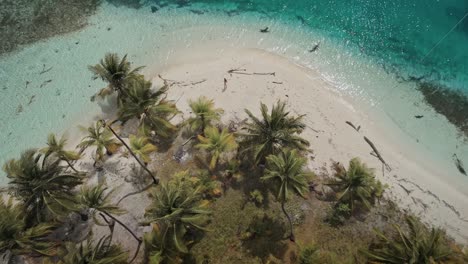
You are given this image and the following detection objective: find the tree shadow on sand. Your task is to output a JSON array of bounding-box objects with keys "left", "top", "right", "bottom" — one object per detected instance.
[{"left": 241, "top": 214, "right": 289, "bottom": 261}]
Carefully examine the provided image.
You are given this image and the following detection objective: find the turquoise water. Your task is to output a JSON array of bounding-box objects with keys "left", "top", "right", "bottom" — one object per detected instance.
[
  {"left": 153, "top": 0, "right": 468, "bottom": 92},
  {"left": 0, "top": 0, "right": 467, "bottom": 184}
]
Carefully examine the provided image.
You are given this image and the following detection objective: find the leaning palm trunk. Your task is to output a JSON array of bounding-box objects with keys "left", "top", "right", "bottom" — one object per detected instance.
[
  {"left": 64, "top": 158, "right": 79, "bottom": 173},
  {"left": 281, "top": 202, "right": 295, "bottom": 242},
  {"left": 101, "top": 211, "right": 142, "bottom": 263},
  {"left": 103, "top": 120, "right": 159, "bottom": 185}
]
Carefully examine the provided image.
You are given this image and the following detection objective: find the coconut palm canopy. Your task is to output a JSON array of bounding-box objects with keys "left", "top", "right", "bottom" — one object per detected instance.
[
  {"left": 261, "top": 149, "right": 312, "bottom": 241},
  {"left": 128, "top": 134, "right": 157, "bottom": 164},
  {"left": 118, "top": 78, "right": 178, "bottom": 138},
  {"left": 88, "top": 53, "right": 144, "bottom": 103},
  {"left": 3, "top": 150, "right": 83, "bottom": 226},
  {"left": 187, "top": 96, "right": 224, "bottom": 134},
  {"left": 326, "top": 158, "right": 385, "bottom": 211},
  {"left": 53, "top": 236, "right": 128, "bottom": 264},
  {"left": 196, "top": 126, "right": 238, "bottom": 170},
  {"left": 0, "top": 198, "right": 56, "bottom": 257},
  {"left": 240, "top": 100, "right": 310, "bottom": 165},
  {"left": 262, "top": 149, "right": 312, "bottom": 203},
  {"left": 143, "top": 178, "right": 210, "bottom": 253},
  {"left": 362, "top": 216, "right": 452, "bottom": 263},
  {"left": 40, "top": 133, "right": 81, "bottom": 172},
  {"left": 78, "top": 121, "right": 121, "bottom": 163}
]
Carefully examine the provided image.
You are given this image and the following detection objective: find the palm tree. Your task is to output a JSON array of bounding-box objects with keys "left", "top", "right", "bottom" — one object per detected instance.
[
  {"left": 101, "top": 120, "right": 159, "bottom": 185},
  {"left": 77, "top": 121, "right": 121, "bottom": 166},
  {"left": 187, "top": 96, "right": 224, "bottom": 135},
  {"left": 3, "top": 150, "right": 83, "bottom": 226},
  {"left": 40, "top": 133, "right": 81, "bottom": 172},
  {"left": 143, "top": 222, "right": 181, "bottom": 264},
  {"left": 196, "top": 127, "right": 238, "bottom": 170},
  {"left": 326, "top": 158, "right": 385, "bottom": 212},
  {"left": 0, "top": 198, "right": 56, "bottom": 259},
  {"left": 118, "top": 78, "right": 178, "bottom": 138},
  {"left": 240, "top": 100, "right": 310, "bottom": 165},
  {"left": 362, "top": 216, "right": 452, "bottom": 263},
  {"left": 261, "top": 149, "right": 311, "bottom": 242},
  {"left": 142, "top": 179, "right": 210, "bottom": 254},
  {"left": 54, "top": 236, "right": 128, "bottom": 264},
  {"left": 79, "top": 184, "right": 142, "bottom": 262},
  {"left": 128, "top": 134, "right": 157, "bottom": 165},
  {"left": 88, "top": 53, "right": 144, "bottom": 103}
]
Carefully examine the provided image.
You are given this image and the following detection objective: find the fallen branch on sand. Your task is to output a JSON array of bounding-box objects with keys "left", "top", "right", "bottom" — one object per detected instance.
[
  {"left": 345, "top": 121, "right": 360, "bottom": 132},
  {"left": 453, "top": 154, "right": 467, "bottom": 176},
  {"left": 228, "top": 68, "right": 275, "bottom": 76},
  {"left": 158, "top": 74, "right": 206, "bottom": 87},
  {"left": 364, "top": 136, "right": 391, "bottom": 172}
]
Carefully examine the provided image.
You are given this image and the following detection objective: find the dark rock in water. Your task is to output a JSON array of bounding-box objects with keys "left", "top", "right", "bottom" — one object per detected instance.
[
  {"left": 151, "top": 6, "right": 159, "bottom": 13},
  {"left": 417, "top": 82, "right": 468, "bottom": 138},
  {"left": 190, "top": 9, "right": 204, "bottom": 15},
  {"left": 296, "top": 15, "right": 307, "bottom": 25},
  {"left": 176, "top": 0, "right": 191, "bottom": 8},
  {"left": 453, "top": 154, "right": 467, "bottom": 176},
  {"left": 414, "top": 115, "right": 424, "bottom": 119}
]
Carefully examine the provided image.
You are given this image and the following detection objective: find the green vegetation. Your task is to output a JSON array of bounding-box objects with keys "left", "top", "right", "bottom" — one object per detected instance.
[
  {"left": 3, "top": 150, "right": 83, "bottom": 226},
  {"left": 41, "top": 133, "right": 81, "bottom": 172},
  {"left": 0, "top": 53, "right": 464, "bottom": 264},
  {"left": 78, "top": 121, "right": 121, "bottom": 166},
  {"left": 53, "top": 236, "right": 128, "bottom": 264},
  {"left": 187, "top": 96, "right": 224, "bottom": 135},
  {"left": 240, "top": 100, "right": 310, "bottom": 165},
  {"left": 362, "top": 216, "right": 452, "bottom": 263},
  {"left": 88, "top": 53, "right": 144, "bottom": 103},
  {"left": 262, "top": 149, "right": 312, "bottom": 242},
  {"left": 196, "top": 126, "right": 238, "bottom": 170},
  {"left": 327, "top": 158, "right": 385, "bottom": 212}
]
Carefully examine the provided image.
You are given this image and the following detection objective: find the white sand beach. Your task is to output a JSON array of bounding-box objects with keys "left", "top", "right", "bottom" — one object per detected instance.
[{"left": 140, "top": 48, "right": 468, "bottom": 243}]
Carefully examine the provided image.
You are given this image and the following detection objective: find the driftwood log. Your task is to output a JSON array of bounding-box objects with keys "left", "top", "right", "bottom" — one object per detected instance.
[
  {"left": 364, "top": 136, "right": 391, "bottom": 172},
  {"left": 345, "top": 121, "right": 360, "bottom": 132}
]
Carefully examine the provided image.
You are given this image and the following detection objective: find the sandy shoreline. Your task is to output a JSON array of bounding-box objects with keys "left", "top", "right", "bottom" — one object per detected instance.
[{"left": 140, "top": 48, "right": 468, "bottom": 243}]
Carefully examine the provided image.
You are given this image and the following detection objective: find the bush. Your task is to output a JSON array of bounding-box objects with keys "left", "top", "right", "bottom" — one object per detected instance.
[{"left": 326, "top": 203, "right": 351, "bottom": 227}]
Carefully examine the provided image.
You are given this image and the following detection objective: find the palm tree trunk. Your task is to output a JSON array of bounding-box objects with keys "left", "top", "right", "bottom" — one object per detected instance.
[
  {"left": 64, "top": 159, "right": 79, "bottom": 173},
  {"left": 105, "top": 121, "right": 159, "bottom": 185},
  {"left": 281, "top": 202, "right": 295, "bottom": 242},
  {"left": 102, "top": 212, "right": 142, "bottom": 263}
]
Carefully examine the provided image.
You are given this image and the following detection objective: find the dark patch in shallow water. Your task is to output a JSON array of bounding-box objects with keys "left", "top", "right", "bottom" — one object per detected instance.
[
  {"left": 417, "top": 82, "right": 468, "bottom": 138},
  {"left": 0, "top": 0, "right": 100, "bottom": 55}
]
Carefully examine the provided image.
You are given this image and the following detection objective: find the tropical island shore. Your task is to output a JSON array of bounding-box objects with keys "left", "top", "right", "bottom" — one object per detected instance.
[
  {"left": 151, "top": 48, "right": 468, "bottom": 243},
  {"left": 2, "top": 48, "right": 467, "bottom": 263}
]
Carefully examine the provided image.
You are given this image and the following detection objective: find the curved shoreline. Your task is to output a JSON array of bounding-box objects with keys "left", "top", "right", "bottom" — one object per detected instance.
[{"left": 148, "top": 48, "right": 468, "bottom": 243}]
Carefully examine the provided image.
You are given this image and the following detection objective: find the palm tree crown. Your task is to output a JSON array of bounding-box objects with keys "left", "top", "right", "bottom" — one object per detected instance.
[
  {"left": 56, "top": 236, "right": 128, "bottom": 264},
  {"left": 187, "top": 96, "right": 224, "bottom": 134},
  {"left": 261, "top": 149, "right": 312, "bottom": 242},
  {"left": 362, "top": 216, "right": 452, "bottom": 263},
  {"left": 326, "top": 158, "right": 384, "bottom": 211},
  {"left": 0, "top": 198, "right": 56, "bottom": 257},
  {"left": 143, "top": 178, "right": 210, "bottom": 253},
  {"left": 128, "top": 134, "right": 157, "bottom": 164},
  {"left": 240, "top": 100, "right": 310, "bottom": 165},
  {"left": 77, "top": 122, "right": 121, "bottom": 164},
  {"left": 196, "top": 126, "right": 238, "bottom": 170},
  {"left": 118, "top": 78, "right": 178, "bottom": 138},
  {"left": 40, "top": 133, "right": 81, "bottom": 172},
  {"left": 88, "top": 53, "right": 144, "bottom": 102},
  {"left": 262, "top": 149, "right": 311, "bottom": 203},
  {"left": 3, "top": 150, "right": 83, "bottom": 226}
]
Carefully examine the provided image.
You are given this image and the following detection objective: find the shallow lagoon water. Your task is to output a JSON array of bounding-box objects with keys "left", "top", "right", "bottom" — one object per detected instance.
[{"left": 0, "top": 1, "right": 467, "bottom": 187}]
